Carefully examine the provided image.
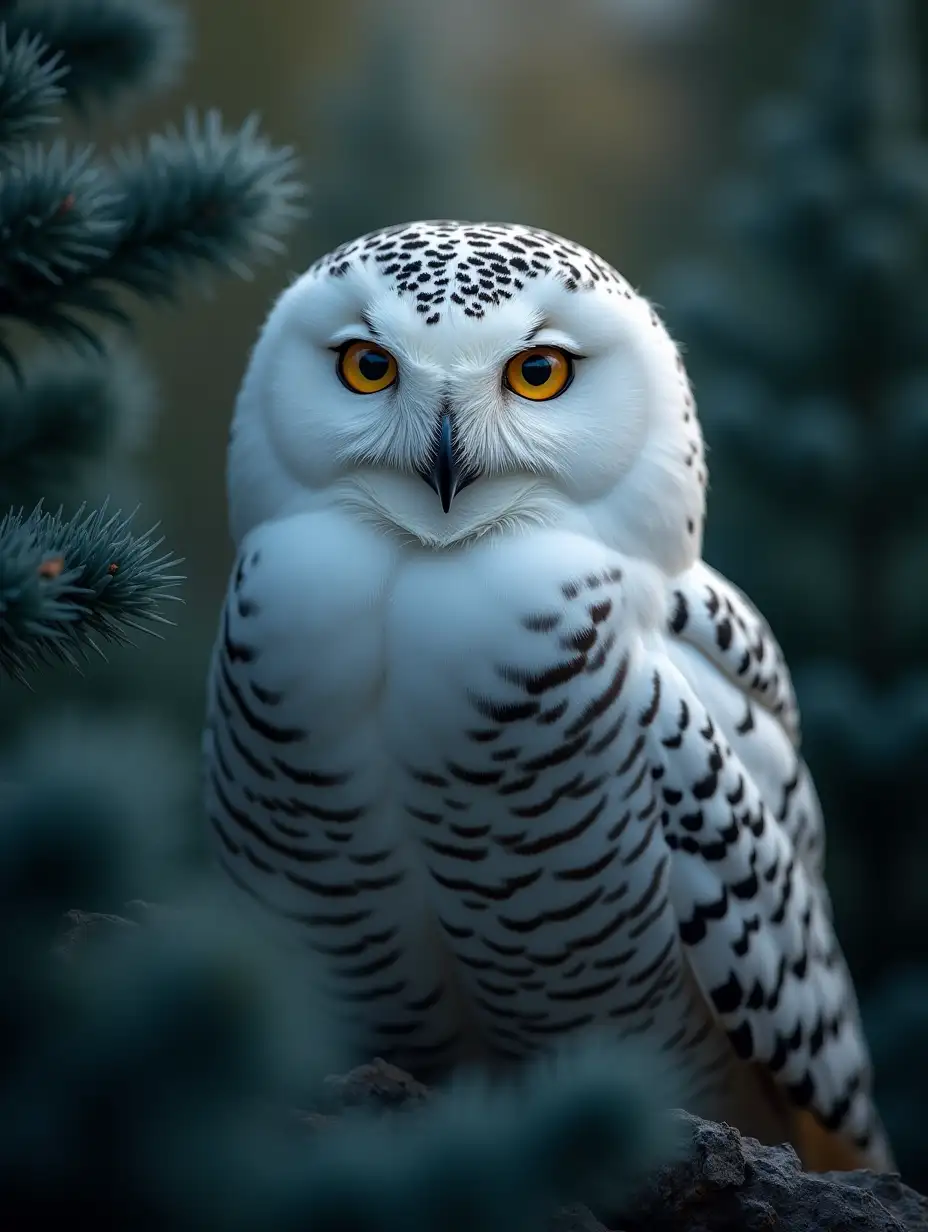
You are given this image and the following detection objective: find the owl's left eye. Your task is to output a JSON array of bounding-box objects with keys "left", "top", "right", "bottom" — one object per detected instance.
[
  {"left": 504, "top": 347, "right": 573, "bottom": 401},
  {"left": 337, "top": 341, "right": 398, "bottom": 394}
]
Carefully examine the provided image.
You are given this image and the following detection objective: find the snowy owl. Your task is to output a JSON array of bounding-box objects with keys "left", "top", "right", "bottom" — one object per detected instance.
[{"left": 203, "top": 220, "right": 893, "bottom": 1172}]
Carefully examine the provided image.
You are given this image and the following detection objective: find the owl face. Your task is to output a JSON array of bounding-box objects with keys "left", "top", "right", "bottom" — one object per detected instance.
[{"left": 229, "top": 222, "right": 706, "bottom": 570}]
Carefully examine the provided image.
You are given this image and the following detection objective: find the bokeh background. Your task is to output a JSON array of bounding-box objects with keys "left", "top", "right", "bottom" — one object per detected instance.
[{"left": 3, "top": 0, "right": 927, "bottom": 1187}]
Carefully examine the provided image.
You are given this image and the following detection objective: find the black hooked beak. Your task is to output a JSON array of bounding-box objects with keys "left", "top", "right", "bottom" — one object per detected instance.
[{"left": 417, "top": 411, "right": 480, "bottom": 513}]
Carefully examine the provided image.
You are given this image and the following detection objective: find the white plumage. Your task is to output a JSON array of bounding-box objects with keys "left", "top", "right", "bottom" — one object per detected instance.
[{"left": 204, "top": 220, "right": 892, "bottom": 1170}]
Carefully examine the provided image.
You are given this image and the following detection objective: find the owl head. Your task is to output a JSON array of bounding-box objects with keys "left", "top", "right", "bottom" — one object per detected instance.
[{"left": 227, "top": 220, "right": 706, "bottom": 575}]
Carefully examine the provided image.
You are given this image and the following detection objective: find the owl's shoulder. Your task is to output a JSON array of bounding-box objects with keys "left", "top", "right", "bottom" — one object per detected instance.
[{"left": 661, "top": 559, "right": 801, "bottom": 747}]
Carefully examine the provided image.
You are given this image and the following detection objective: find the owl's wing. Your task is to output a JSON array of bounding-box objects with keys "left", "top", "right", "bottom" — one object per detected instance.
[
  {"left": 667, "top": 560, "right": 800, "bottom": 743},
  {"left": 649, "top": 596, "right": 892, "bottom": 1170},
  {"left": 663, "top": 561, "right": 824, "bottom": 888}
]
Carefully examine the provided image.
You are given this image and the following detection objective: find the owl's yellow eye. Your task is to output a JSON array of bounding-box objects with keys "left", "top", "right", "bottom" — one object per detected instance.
[
  {"left": 504, "top": 347, "right": 573, "bottom": 401},
  {"left": 337, "top": 341, "right": 398, "bottom": 394}
]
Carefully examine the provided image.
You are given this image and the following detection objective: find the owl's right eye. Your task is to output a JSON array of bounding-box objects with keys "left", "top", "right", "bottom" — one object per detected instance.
[{"left": 336, "top": 341, "right": 398, "bottom": 394}]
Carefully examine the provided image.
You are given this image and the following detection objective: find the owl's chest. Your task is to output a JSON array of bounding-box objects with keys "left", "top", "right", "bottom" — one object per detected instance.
[
  {"left": 267, "top": 519, "right": 641, "bottom": 740},
  {"left": 268, "top": 520, "right": 670, "bottom": 814},
  {"left": 366, "top": 548, "right": 734, "bottom": 1086},
  {"left": 216, "top": 513, "right": 722, "bottom": 1075},
  {"left": 319, "top": 537, "right": 629, "bottom": 748}
]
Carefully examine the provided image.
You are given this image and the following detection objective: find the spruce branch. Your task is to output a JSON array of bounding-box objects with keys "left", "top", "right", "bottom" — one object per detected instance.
[
  {"left": 0, "top": 26, "right": 66, "bottom": 147},
  {"left": 0, "top": 113, "right": 304, "bottom": 365},
  {"left": 2, "top": 0, "right": 190, "bottom": 109},
  {"left": 0, "top": 502, "right": 183, "bottom": 681},
  {"left": 106, "top": 110, "right": 306, "bottom": 291},
  {"left": 0, "top": 139, "right": 122, "bottom": 363}
]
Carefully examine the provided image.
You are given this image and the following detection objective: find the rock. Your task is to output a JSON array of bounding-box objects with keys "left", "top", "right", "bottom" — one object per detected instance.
[
  {"left": 320, "top": 1057, "right": 433, "bottom": 1113},
  {"left": 612, "top": 1109, "right": 926, "bottom": 1231},
  {"left": 830, "top": 1173, "right": 928, "bottom": 1232},
  {"left": 55, "top": 907, "right": 138, "bottom": 958}
]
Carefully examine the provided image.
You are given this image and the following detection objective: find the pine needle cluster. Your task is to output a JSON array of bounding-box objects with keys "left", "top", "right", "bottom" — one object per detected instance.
[{"left": 0, "top": 0, "right": 304, "bottom": 681}]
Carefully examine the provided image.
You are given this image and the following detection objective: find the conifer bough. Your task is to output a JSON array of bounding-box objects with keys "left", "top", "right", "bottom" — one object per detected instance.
[
  {"left": 0, "top": 0, "right": 305, "bottom": 680},
  {"left": 0, "top": 503, "right": 183, "bottom": 679}
]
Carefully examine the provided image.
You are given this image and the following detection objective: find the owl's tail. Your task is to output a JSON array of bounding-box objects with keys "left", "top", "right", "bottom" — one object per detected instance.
[{"left": 790, "top": 1105, "right": 897, "bottom": 1174}]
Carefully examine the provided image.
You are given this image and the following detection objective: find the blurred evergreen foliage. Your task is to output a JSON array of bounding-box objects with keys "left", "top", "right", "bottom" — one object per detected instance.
[
  {"left": 0, "top": 743, "right": 671, "bottom": 1226},
  {"left": 0, "top": 2, "right": 670, "bottom": 1225},
  {"left": 0, "top": 0, "right": 303, "bottom": 679},
  {"left": 659, "top": 0, "right": 928, "bottom": 1186},
  {"left": 0, "top": 703, "right": 671, "bottom": 1228}
]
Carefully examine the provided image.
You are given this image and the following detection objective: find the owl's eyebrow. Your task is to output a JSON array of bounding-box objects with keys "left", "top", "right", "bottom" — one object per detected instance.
[
  {"left": 360, "top": 309, "right": 380, "bottom": 337},
  {"left": 522, "top": 318, "right": 584, "bottom": 356},
  {"left": 523, "top": 317, "right": 551, "bottom": 344}
]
